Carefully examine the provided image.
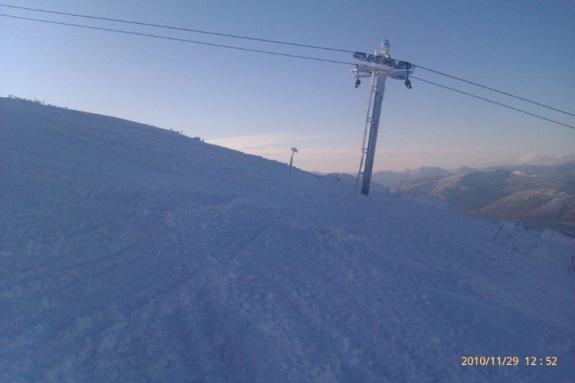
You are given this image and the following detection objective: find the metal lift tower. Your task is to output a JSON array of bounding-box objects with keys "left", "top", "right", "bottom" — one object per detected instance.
[
  {"left": 353, "top": 40, "right": 413, "bottom": 196},
  {"left": 289, "top": 147, "right": 298, "bottom": 168}
]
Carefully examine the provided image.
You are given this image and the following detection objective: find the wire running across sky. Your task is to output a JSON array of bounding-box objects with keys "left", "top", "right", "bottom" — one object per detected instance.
[
  {"left": 411, "top": 76, "right": 575, "bottom": 130},
  {"left": 1, "top": 8, "right": 574, "bottom": 131},
  {"left": 1, "top": 2, "right": 574, "bottom": 119},
  {"left": 0, "top": 13, "right": 355, "bottom": 66},
  {"left": 414, "top": 65, "right": 575, "bottom": 118},
  {"left": 0, "top": 3, "right": 355, "bottom": 54}
]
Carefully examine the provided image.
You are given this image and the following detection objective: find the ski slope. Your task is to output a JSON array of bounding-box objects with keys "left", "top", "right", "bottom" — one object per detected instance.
[{"left": 1, "top": 97, "right": 574, "bottom": 382}]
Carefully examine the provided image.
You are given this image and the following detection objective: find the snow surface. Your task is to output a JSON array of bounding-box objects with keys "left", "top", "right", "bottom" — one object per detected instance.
[{"left": 1, "top": 98, "right": 574, "bottom": 382}]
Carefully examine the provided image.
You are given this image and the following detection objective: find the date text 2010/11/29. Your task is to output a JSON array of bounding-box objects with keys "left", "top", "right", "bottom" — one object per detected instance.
[{"left": 460, "top": 356, "right": 558, "bottom": 367}]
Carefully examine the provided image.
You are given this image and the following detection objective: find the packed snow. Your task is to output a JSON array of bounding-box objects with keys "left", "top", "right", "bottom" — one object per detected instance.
[{"left": 1, "top": 97, "right": 574, "bottom": 382}]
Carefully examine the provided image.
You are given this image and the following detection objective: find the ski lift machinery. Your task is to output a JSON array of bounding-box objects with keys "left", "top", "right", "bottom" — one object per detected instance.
[{"left": 353, "top": 40, "right": 413, "bottom": 196}]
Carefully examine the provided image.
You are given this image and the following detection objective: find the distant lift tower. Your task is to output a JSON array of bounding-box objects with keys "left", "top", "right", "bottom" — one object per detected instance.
[
  {"left": 289, "top": 147, "right": 298, "bottom": 168},
  {"left": 353, "top": 40, "right": 413, "bottom": 196}
]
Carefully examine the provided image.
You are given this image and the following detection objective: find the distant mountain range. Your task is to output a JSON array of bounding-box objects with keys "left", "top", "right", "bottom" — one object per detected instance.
[{"left": 372, "top": 162, "right": 575, "bottom": 236}]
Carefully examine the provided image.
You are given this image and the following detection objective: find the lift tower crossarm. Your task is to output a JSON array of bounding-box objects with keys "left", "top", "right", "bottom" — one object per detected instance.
[{"left": 352, "top": 40, "right": 413, "bottom": 196}]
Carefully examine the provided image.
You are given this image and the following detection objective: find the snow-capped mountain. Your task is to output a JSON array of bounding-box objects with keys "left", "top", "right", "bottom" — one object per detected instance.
[
  {"left": 374, "top": 163, "right": 575, "bottom": 236},
  {"left": 1, "top": 97, "right": 574, "bottom": 382}
]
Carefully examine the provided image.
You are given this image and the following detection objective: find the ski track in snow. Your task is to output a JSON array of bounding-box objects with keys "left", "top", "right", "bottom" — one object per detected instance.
[{"left": 1, "top": 98, "right": 574, "bottom": 382}]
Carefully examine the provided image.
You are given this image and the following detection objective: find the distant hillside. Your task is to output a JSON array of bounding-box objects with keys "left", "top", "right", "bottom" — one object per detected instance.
[
  {"left": 372, "top": 166, "right": 453, "bottom": 190},
  {"left": 373, "top": 163, "right": 575, "bottom": 236}
]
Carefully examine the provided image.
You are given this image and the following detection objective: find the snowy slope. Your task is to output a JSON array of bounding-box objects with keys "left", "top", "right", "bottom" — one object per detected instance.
[{"left": 1, "top": 98, "right": 574, "bottom": 382}]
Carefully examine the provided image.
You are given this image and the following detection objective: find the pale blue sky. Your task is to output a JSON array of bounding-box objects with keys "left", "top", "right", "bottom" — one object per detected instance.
[{"left": 2, "top": 0, "right": 574, "bottom": 172}]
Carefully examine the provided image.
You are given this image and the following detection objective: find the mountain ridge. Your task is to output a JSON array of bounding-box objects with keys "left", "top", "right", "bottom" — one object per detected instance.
[{"left": 372, "top": 162, "right": 575, "bottom": 236}]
